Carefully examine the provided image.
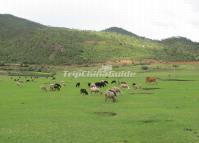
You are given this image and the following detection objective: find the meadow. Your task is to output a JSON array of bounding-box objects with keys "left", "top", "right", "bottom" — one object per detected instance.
[{"left": 0, "top": 64, "right": 199, "bottom": 143}]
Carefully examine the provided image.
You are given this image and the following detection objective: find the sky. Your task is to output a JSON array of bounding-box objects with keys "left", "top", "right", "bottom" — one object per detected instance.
[{"left": 1, "top": 0, "right": 199, "bottom": 41}]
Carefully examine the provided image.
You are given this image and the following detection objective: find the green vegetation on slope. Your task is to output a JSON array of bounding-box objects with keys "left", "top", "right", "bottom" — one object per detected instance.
[
  {"left": 154, "top": 37, "right": 199, "bottom": 61},
  {"left": 0, "top": 14, "right": 44, "bottom": 38},
  {"left": 0, "top": 14, "right": 199, "bottom": 65},
  {"left": 103, "top": 27, "right": 140, "bottom": 37}
]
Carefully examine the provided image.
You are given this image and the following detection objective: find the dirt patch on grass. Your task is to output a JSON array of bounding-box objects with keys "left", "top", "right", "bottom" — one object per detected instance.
[
  {"left": 162, "top": 61, "right": 199, "bottom": 65},
  {"left": 106, "top": 60, "right": 199, "bottom": 65},
  {"left": 94, "top": 112, "right": 117, "bottom": 117},
  {"left": 143, "top": 60, "right": 199, "bottom": 65},
  {"left": 106, "top": 60, "right": 133, "bottom": 65}
]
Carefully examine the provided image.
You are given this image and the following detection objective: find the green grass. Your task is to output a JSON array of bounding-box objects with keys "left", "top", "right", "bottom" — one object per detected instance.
[{"left": 0, "top": 64, "right": 199, "bottom": 143}]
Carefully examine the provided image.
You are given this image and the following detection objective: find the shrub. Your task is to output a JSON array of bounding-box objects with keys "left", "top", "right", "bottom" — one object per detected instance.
[
  {"left": 141, "top": 65, "right": 149, "bottom": 70},
  {"left": 113, "top": 65, "right": 120, "bottom": 68},
  {"left": 172, "top": 64, "right": 179, "bottom": 68},
  {"left": 0, "top": 62, "right": 5, "bottom": 66},
  {"left": 20, "top": 63, "right": 29, "bottom": 67}
]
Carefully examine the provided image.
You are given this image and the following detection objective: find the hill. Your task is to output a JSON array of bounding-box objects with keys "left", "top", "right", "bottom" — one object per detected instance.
[
  {"left": 0, "top": 14, "right": 199, "bottom": 65},
  {"left": 154, "top": 37, "right": 199, "bottom": 61},
  {"left": 103, "top": 27, "right": 139, "bottom": 37},
  {"left": 0, "top": 14, "right": 44, "bottom": 38}
]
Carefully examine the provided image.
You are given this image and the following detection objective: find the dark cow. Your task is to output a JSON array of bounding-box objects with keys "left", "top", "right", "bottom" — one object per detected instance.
[
  {"left": 54, "top": 83, "right": 62, "bottom": 91},
  {"left": 80, "top": 89, "right": 88, "bottom": 95},
  {"left": 111, "top": 80, "right": 117, "bottom": 84},
  {"left": 95, "top": 82, "right": 106, "bottom": 88},
  {"left": 104, "top": 80, "right": 109, "bottom": 84},
  {"left": 76, "top": 82, "right": 80, "bottom": 87},
  {"left": 49, "top": 83, "right": 61, "bottom": 91},
  {"left": 88, "top": 82, "right": 91, "bottom": 87}
]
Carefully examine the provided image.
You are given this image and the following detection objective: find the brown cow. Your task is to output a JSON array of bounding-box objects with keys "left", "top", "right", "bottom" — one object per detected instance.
[
  {"left": 105, "top": 91, "right": 117, "bottom": 102},
  {"left": 120, "top": 83, "right": 130, "bottom": 89},
  {"left": 145, "top": 76, "right": 157, "bottom": 83},
  {"left": 49, "top": 84, "right": 56, "bottom": 91},
  {"left": 110, "top": 87, "right": 121, "bottom": 95}
]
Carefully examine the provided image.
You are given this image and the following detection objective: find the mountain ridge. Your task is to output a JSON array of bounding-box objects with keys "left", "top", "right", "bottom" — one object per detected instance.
[{"left": 0, "top": 14, "right": 199, "bottom": 65}]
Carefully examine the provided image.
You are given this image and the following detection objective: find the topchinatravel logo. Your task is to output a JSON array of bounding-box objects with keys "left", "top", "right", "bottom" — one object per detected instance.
[{"left": 64, "top": 65, "right": 136, "bottom": 78}]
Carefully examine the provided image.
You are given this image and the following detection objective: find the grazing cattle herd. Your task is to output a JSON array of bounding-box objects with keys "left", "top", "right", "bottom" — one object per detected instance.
[{"left": 10, "top": 76, "right": 158, "bottom": 103}]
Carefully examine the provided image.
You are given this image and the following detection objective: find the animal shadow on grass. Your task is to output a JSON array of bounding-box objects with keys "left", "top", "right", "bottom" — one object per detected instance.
[
  {"left": 131, "top": 92, "right": 153, "bottom": 95},
  {"left": 131, "top": 87, "right": 160, "bottom": 95},
  {"left": 142, "top": 87, "right": 161, "bottom": 91},
  {"left": 160, "top": 79, "right": 196, "bottom": 82},
  {"left": 94, "top": 112, "right": 117, "bottom": 117},
  {"left": 139, "top": 119, "right": 173, "bottom": 124},
  {"left": 117, "top": 140, "right": 128, "bottom": 143}
]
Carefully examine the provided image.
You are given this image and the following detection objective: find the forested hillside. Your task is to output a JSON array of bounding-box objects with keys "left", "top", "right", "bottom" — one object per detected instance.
[{"left": 0, "top": 14, "right": 198, "bottom": 65}]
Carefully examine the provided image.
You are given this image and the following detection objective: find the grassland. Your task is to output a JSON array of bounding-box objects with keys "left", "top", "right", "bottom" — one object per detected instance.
[{"left": 0, "top": 64, "right": 199, "bottom": 143}]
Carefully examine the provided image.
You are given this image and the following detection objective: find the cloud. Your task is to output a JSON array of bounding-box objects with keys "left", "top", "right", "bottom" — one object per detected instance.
[
  {"left": 0, "top": 0, "right": 199, "bottom": 41},
  {"left": 184, "top": 0, "right": 199, "bottom": 12}
]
